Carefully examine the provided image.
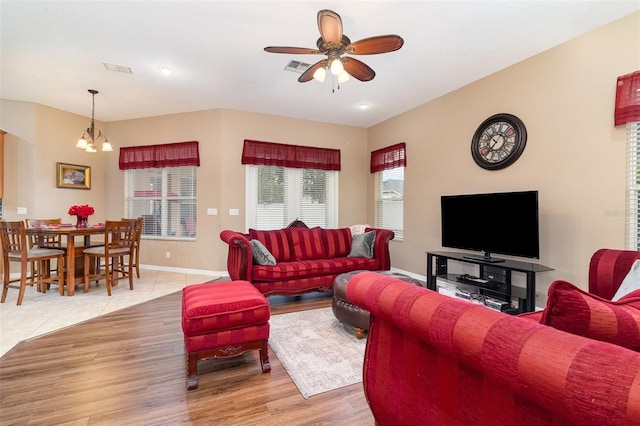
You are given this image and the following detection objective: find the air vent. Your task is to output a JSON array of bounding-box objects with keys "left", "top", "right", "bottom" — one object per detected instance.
[
  {"left": 284, "top": 61, "right": 310, "bottom": 74},
  {"left": 103, "top": 63, "right": 133, "bottom": 74}
]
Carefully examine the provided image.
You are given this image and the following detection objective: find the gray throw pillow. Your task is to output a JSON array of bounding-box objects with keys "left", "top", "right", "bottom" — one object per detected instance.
[
  {"left": 348, "top": 230, "right": 376, "bottom": 259},
  {"left": 251, "top": 239, "right": 276, "bottom": 266}
]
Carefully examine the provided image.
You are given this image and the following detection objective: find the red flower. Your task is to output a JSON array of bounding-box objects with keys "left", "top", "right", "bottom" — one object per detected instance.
[{"left": 68, "top": 204, "right": 95, "bottom": 219}]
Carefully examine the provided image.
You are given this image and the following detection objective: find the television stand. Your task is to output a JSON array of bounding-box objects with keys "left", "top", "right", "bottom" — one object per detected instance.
[
  {"left": 426, "top": 251, "right": 553, "bottom": 313},
  {"left": 462, "top": 253, "right": 505, "bottom": 263}
]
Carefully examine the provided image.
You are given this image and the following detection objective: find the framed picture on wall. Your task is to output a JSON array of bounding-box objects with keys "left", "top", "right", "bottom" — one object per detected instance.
[{"left": 56, "top": 162, "right": 91, "bottom": 189}]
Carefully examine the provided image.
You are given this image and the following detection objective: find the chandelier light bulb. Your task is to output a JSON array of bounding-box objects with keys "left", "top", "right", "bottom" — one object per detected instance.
[
  {"left": 85, "top": 144, "right": 97, "bottom": 153},
  {"left": 313, "top": 67, "right": 326, "bottom": 82},
  {"left": 330, "top": 58, "right": 344, "bottom": 75},
  {"left": 102, "top": 141, "right": 114, "bottom": 152},
  {"left": 76, "top": 137, "right": 88, "bottom": 149}
]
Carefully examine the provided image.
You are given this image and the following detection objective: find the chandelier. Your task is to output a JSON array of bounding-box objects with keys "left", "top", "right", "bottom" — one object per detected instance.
[{"left": 75, "top": 89, "right": 113, "bottom": 152}]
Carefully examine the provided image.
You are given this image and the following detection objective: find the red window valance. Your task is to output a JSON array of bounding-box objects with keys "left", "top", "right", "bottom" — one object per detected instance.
[
  {"left": 615, "top": 70, "right": 640, "bottom": 126},
  {"left": 119, "top": 141, "right": 200, "bottom": 170},
  {"left": 241, "top": 139, "right": 341, "bottom": 171},
  {"left": 370, "top": 142, "right": 406, "bottom": 173}
]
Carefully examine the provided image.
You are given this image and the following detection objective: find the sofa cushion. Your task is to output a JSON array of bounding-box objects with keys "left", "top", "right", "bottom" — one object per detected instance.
[
  {"left": 251, "top": 239, "right": 276, "bottom": 266},
  {"left": 251, "top": 257, "right": 380, "bottom": 281},
  {"left": 323, "top": 228, "right": 352, "bottom": 258},
  {"left": 541, "top": 280, "right": 640, "bottom": 351},
  {"left": 249, "top": 228, "right": 292, "bottom": 262},
  {"left": 349, "top": 230, "right": 376, "bottom": 258},
  {"left": 287, "top": 226, "right": 326, "bottom": 260}
]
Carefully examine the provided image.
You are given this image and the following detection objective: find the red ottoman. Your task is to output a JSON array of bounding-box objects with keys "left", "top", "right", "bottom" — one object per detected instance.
[{"left": 181, "top": 281, "right": 271, "bottom": 390}]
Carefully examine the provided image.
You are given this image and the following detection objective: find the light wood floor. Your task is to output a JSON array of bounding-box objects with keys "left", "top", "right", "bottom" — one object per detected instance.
[{"left": 0, "top": 287, "right": 375, "bottom": 425}]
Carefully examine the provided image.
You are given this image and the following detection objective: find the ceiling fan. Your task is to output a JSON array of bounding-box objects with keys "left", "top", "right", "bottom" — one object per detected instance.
[{"left": 264, "top": 9, "right": 404, "bottom": 83}]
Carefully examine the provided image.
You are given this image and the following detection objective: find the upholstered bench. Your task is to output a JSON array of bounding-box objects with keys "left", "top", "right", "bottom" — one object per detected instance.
[
  {"left": 181, "top": 281, "right": 271, "bottom": 390},
  {"left": 332, "top": 270, "right": 422, "bottom": 339}
]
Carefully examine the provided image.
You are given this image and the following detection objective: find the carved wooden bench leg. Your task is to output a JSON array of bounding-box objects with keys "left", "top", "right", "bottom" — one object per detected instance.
[
  {"left": 354, "top": 327, "right": 366, "bottom": 339},
  {"left": 260, "top": 340, "right": 271, "bottom": 373},
  {"left": 187, "top": 352, "right": 198, "bottom": 390}
]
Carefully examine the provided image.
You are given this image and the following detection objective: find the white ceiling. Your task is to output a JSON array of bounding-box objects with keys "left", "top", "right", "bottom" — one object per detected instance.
[{"left": 1, "top": 1, "right": 639, "bottom": 128}]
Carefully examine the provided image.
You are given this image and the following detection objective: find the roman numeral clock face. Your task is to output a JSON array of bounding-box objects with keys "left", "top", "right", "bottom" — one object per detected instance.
[{"left": 471, "top": 113, "right": 527, "bottom": 170}]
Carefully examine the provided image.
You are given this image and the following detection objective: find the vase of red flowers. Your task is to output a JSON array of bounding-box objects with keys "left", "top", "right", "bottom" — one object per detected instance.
[{"left": 68, "top": 204, "right": 95, "bottom": 228}]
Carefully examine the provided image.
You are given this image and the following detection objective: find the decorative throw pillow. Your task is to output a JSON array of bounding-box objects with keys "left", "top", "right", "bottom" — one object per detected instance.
[
  {"left": 348, "top": 230, "right": 376, "bottom": 259},
  {"left": 323, "top": 228, "right": 352, "bottom": 258},
  {"left": 287, "top": 226, "right": 326, "bottom": 260},
  {"left": 249, "top": 228, "right": 292, "bottom": 262},
  {"left": 541, "top": 280, "right": 640, "bottom": 351},
  {"left": 349, "top": 224, "right": 370, "bottom": 235},
  {"left": 251, "top": 239, "right": 276, "bottom": 266},
  {"left": 612, "top": 259, "right": 640, "bottom": 301}
]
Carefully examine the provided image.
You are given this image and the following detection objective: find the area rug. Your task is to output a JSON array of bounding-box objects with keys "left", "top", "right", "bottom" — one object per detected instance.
[{"left": 268, "top": 307, "right": 366, "bottom": 399}]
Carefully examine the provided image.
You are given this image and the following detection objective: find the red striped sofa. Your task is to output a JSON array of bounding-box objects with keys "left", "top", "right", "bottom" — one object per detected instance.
[
  {"left": 219, "top": 226, "right": 394, "bottom": 296},
  {"left": 347, "top": 270, "right": 640, "bottom": 425}
]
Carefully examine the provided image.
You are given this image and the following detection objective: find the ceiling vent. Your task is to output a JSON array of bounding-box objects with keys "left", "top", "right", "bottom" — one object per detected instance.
[
  {"left": 103, "top": 63, "right": 133, "bottom": 74},
  {"left": 284, "top": 61, "right": 310, "bottom": 74}
]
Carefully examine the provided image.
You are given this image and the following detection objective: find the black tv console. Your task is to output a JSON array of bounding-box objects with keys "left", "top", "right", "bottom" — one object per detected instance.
[{"left": 426, "top": 251, "right": 553, "bottom": 313}]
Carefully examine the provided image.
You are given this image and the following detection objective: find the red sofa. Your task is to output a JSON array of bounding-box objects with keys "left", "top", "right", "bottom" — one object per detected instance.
[
  {"left": 347, "top": 265, "right": 640, "bottom": 425},
  {"left": 219, "top": 226, "right": 394, "bottom": 296}
]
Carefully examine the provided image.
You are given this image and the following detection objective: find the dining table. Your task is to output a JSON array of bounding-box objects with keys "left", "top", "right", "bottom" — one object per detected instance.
[{"left": 26, "top": 223, "right": 105, "bottom": 296}]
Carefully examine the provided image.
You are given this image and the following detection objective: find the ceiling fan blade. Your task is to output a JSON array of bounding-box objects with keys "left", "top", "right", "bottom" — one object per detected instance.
[
  {"left": 264, "top": 46, "right": 321, "bottom": 55},
  {"left": 342, "top": 57, "right": 375, "bottom": 81},
  {"left": 317, "top": 9, "right": 343, "bottom": 46},
  {"left": 298, "top": 59, "right": 328, "bottom": 83},
  {"left": 346, "top": 35, "right": 404, "bottom": 55}
]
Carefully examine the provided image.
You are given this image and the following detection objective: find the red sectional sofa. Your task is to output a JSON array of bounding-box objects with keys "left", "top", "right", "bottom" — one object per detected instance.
[
  {"left": 347, "top": 252, "right": 640, "bottom": 425},
  {"left": 219, "top": 226, "right": 394, "bottom": 296}
]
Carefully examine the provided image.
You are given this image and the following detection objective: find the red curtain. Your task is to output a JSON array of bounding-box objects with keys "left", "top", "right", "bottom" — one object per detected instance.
[
  {"left": 370, "top": 142, "right": 406, "bottom": 173},
  {"left": 615, "top": 70, "right": 640, "bottom": 126},
  {"left": 119, "top": 141, "right": 200, "bottom": 170},
  {"left": 241, "top": 139, "right": 341, "bottom": 171}
]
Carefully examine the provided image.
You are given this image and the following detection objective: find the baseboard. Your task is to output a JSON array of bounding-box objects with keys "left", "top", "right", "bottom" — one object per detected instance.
[
  {"left": 139, "top": 264, "right": 228, "bottom": 277},
  {"left": 390, "top": 267, "right": 426, "bottom": 283}
]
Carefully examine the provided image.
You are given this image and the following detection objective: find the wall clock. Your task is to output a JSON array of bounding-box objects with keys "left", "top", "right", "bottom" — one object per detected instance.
[{"left": 471, "top": 113, "right": 527, "bottom": 170}]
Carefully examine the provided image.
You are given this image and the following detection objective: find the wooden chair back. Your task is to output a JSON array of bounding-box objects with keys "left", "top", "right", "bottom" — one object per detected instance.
[{"left": 25, "top": 218, "right": 63, "bottom": 248}]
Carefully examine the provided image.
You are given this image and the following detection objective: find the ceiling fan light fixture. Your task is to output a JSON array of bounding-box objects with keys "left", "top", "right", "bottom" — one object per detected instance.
[
  {"left": 337, "top": 70, "right": 350, "bottom": 84},
  {"left": 330, "top": 58, "right": 344, "bottom": 75},
  {"left": 313, "top": 67, "right": 326, "bottom": 82}
]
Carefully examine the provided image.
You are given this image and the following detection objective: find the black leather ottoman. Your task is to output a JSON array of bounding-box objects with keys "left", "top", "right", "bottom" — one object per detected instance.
[{"left": 332, "top": 270, "right": 422, "bottom": 339}]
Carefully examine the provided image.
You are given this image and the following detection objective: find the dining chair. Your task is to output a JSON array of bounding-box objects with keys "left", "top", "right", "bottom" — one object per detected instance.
[
  {"left": 25, "top": 218, "right": 64, "bottom": 287},
  {"left": 0, "top": 220, "right": 66, "bottom": 305},
  {"left": 83, "top": 219, "right": 137, "bottom": 296},
  {"left": 121, "top": 217, "right": 143, "bottom": 278}
]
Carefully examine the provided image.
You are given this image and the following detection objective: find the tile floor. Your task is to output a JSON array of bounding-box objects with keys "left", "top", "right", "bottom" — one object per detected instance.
[{"left": 0, "top": 269, "right": 223, "bottom": 358}]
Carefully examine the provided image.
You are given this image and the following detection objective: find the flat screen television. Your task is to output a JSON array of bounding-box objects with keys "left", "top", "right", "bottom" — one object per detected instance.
[{"left": 440, "top": 190, "right": 539, "bottom": 262}]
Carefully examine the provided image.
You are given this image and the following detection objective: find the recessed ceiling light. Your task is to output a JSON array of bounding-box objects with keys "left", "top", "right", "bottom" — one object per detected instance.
[
  {"left": 158, "top": 66, "right": 174, "bottom": 75},
  {"left": 357, "top": 103, "right": 371, "bottom": 110}
]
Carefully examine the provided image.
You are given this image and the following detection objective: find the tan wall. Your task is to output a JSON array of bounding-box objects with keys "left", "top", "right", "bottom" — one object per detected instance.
[
  {"left": 0, "top": 101, "right": 107, "bottom": 222},
  {"left": 368, "top": 12, "right": 640, "bottom": 304},
  {"left": 1, "top": 12, "right": 638, "bottom": 306},
  {"left": 105, "top": 109, "right": 368, "bottom": 272}
]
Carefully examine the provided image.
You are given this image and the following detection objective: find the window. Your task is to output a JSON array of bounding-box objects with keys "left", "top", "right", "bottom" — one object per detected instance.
[
  {"left": 375, "top": 167, "right": 404, "bottom": 240},
  {"left": 120, "top": 141, "right": 200, "bottom": 240},
  {"left": 125, "top": 166, "right": 197, "bottom": 239},
  {"left": 627, "top": 121, "right": 640, "bottom": 250},
  {"left": 371, "top": 143, "right": 406, "bottom": 240},
  {"left": 246, "top": 165, "right": 337, "bottom": 229}
]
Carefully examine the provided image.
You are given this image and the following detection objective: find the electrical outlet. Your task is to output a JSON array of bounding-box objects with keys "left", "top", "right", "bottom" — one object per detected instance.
[{"left": 165, "top": 251, "right": 170, "bottom": 259}]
